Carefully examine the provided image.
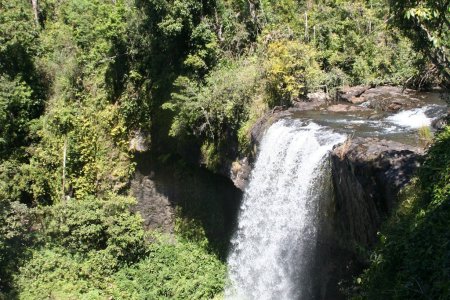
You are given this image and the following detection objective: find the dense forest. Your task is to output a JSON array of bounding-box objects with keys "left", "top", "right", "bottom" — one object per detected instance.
[{"left": 0, "top": 0, "right": 449, "bottom": 299}]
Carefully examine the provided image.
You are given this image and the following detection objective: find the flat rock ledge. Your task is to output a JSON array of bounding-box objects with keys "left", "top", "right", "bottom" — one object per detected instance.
[{"left": 337, "top": 85, "right": 426, "bottom": 112}]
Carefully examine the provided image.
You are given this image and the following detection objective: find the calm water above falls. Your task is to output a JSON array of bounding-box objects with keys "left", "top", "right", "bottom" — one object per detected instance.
[{"left": 225, "top": 120, "right": 345, "bottom": 300}]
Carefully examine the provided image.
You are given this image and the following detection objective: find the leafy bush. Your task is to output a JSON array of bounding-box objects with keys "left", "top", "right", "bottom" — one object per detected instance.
[
  {"left": 265, "top": 40, "right": 324, "bottom": 105},
  {"left": 111, "top": 236, "right": 226, "bottom": 300},
  {"left": 165, "top": 58, "right": 264, "bottom": 169},
  {"left": 13, "top": 194, "right": 148, "bottom": 299},
  {"left": 38, "top": 194, "right": 146, "bottom": 265},
  {"left": 15, "top": 247, "right": 109, "bottom": 300},
  {"left": 0, "top": 199, "right": 33, "bottom": 295},
  {"left": 16, "top": 235, "right": 226, "bottom": 300},
  {"left": 389, "top": 0, "right": 449, "bottom": 84}
]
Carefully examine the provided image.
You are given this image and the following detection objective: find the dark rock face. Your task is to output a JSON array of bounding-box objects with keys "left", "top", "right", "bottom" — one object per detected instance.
[
  {"left": 130, "top": 171, "right": 176, "bottom": 233},
  {"left": 330, "top": 137, "right": 422, "bottom": 248},
  {"left": 130, "top": 152, "right": 242, "bottom": 255},
  {"left": 307, "top": 137, "right": 424, "bottom": 299}
]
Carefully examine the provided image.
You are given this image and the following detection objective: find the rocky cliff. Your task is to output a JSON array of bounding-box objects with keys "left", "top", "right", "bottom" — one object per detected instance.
[
  {"left": 330, "top": 138, "right": 422, "bottom": 248},
  {"left": 130, "top": 152, "right": 242, "bottom": 255}
]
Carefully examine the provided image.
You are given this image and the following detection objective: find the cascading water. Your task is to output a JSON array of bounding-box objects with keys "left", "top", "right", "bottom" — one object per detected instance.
[{"left": 225, "top": 119, "right": 345, "bottom": 300}]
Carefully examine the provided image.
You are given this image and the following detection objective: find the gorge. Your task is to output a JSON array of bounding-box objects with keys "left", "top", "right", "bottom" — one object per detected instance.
[
  {"left": 1, "top": 1, "right": 449, "bottom": 299},
  {"left": 131, "top": 88, "right": 448, "bottom": 299}
]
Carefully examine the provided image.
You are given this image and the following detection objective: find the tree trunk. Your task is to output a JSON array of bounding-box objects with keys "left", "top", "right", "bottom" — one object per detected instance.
[
  {"left": 31, "top": 0, "right": 39, "bottom": 26},
  {"left": 305, "top": 12, "right": 309, "bottom": 42},
  {"left": 62, "top": 138, "right": 67, "bottom": 203}
]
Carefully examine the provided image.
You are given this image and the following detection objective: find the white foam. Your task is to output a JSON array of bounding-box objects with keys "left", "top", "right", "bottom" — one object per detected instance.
[{"left": 385, "top": 106, "right": 433, "bottom": 129}]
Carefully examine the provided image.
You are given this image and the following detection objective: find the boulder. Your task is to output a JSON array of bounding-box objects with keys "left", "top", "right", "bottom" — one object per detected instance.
[
  {"left": 307, "top": 91, "right": 330, "bottom": 102},
  {"left": 130, "top": 172, "right": 175, "bottom": 233},
  {"left": 230, "top": 158, "right": 252, "bottom": 191},
  {"left": 431, "top": 112, "right": 450, "bottom": 130},
  {"left": 336, "top": 85, "right": 369, "bottom": 104},
  {"left": 129, "top": 129, "right": 151, "bottom": 152}
]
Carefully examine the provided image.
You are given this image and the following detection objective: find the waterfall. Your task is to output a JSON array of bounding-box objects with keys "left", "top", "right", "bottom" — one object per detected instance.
[{"left": 225, "top": 119, "right": 345, "bottom": 300}]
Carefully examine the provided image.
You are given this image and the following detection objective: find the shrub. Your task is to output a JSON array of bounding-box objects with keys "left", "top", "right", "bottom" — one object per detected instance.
[
  {"left": 111, "top": 236, "right": 226, "bottom": 300},
  {"left": 38, "top": 194, "right": 146, "bottom": 266},
  {"left": 265, "top": 40, "right": 324, "bottom": 105}
]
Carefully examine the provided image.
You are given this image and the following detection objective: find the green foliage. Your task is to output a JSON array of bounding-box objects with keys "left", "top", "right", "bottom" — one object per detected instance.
[
  {"left": 1, "top": 0, "right": 447, "bottom": 298},
  {"left": 265, "top": 40, "right": 324, "bottom": 105},
  {"left": 13, "top": 195, "right": 147, "bottom": 299},
  {"left": 15, "top": 247, "right": 109, "bottom": 300},
  {"left": 418, "top": 125, "right": 433, "bottom": 147},
  {"left": 15, "top": 235, "right": 225, "bottom": 300},
  {"left": 356, "top": 126, "right": 450, "bottom": 299},
  {"left": 13, "top": 0, "right": 136, "bottom": 203},
  {"left": 0, "top": 0, "right": 46, "bottom": 158},
  {"left": 111, "top": 236, "right": 226, "bottom": 300},
  {"left": 0, "top": 77, "right": 35, "bottom": 156},
  {"left": 165, "top": 58, "right": 264, "bottom": 168},
  {"left": 389, "top": 0, "right": 450, "bottom": 83},
  {"left": 38, "top": 195, "right": 146, "bottom": 264},
  {"left": 0, "top": 199, "right": 33, "bottom": 294}
]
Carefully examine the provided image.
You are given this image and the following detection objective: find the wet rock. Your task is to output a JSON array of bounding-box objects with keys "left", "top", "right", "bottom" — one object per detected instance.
[
  {"left": 362, "top": 86, "right": 423, "bottom": 112},
  {"left": 307, "top": 91, "right": 330, "bottom": 102},
  {"left": 327, "top": 104, "right": 370, "bottom": 112},
  {"left": 336, "top": 85, "right": 369, "bottom": 104},
  {"left": 432, "top": 113, "right": 449, "bottom": 130},
  {"left": 129, "top": 129, "right": 151, "bottom": 152},
  {"left": 230, "top": 158, "right": 252, "bottom": 191},
  {"left": 331, "top": 137, "right": 422, "bottom": 248}
]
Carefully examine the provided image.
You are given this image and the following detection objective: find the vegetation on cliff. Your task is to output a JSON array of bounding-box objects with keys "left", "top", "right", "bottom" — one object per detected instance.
[
  {"left": 356, "top": 124, "right": 450, "bottom": 299},
  {"left": 0, "top": 0, "right": 448, "bottom": 298}
]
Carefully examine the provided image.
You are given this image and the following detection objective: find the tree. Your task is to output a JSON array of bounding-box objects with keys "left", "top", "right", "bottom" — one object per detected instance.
[
  {"left": 31, "top": 0, "right": 40, "bottom": 26},
  {"left": 389, "top": 0, "right": 450, "bottom": 84}
]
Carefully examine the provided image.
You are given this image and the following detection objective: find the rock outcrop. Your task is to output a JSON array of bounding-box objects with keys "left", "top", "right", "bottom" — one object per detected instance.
[
  {"left": 129, "top": 129, "right": 151, "bottom": 152},
  {"left": 362, "top": 86, "right": 423, "bottom": 111},
  {"left": 338, "top": 86, "right": 427, "bottom": 112},
  {"left": 330, "top": 137, "right": 422, "bottom": 248},
  {"left": 130, "top": 152, "right": 242, "bottom": 247},
  {"left": 326, "top": 103, "right": 370, "bottom": 112},
  {"left": 336, "top": 85, "right": 369, "bottom": 104},
  {"left": 131, "top": 171, "right": 175, "bottom": 233}
]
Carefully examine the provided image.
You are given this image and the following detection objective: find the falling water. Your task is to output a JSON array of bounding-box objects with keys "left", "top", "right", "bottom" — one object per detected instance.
[{"left": 226, "top": 119, "right": 345, "bottom": 300}]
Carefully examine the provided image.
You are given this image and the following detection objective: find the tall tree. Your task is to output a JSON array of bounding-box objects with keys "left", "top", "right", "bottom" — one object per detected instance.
[{"left": 389, "top": 0, "right": 449, "bottom": 84}]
